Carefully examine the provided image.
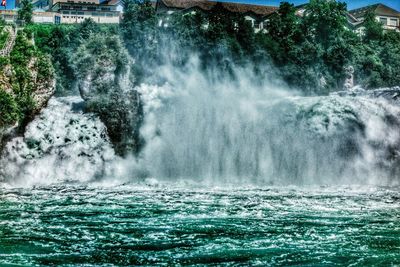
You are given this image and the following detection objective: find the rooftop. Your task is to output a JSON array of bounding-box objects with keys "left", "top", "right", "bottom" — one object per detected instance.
[
  {"left": 157, "top": 0, "right": 278, "bottom": 16},
  {"left": 349, "top": 3, "right": 400, "bottom": 18}
]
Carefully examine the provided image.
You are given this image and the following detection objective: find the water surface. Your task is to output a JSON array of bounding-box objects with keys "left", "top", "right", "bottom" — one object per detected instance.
[{"left": 0, "top": 185, "right": 399, "bottom": 266}]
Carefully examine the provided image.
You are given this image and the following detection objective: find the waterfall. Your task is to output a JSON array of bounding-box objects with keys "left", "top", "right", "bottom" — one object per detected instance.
[
  {"left": 131, "top": 64, "right": 400, "bottom": 186},
  {"left": 1, "top": 59, "right": 400, "bottom": 187},
  {"left": 0, "top": 97, "right": 116, "bottom": 186}
]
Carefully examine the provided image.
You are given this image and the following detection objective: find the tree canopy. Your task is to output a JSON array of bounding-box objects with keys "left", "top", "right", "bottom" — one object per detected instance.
[{"left": 18, "top": 0, "right": 33, "bottom": 24}]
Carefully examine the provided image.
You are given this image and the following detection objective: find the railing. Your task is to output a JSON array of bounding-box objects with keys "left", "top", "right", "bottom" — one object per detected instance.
[{"left": 0, "top": 27, "right": 16, "bottom": 57}]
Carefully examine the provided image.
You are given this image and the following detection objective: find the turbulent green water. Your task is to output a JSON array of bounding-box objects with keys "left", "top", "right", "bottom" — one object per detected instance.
[{"left": 0, "top": 185, "right": 399, "bottom": 266}]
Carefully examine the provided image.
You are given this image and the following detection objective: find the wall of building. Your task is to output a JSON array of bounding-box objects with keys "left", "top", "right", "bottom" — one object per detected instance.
[
  {"left": 33, "top": 12, "right": 56, "bottom": 24},
  {"left": 376, "top": 15, "right": 399, "bottom": 30},
  {"left": 51, "top": 0, "right": 100, "bottom": 5},
  {"left": 53, "top": 1, "right": 120, "bottom": 24},
  {"left": 60, "top": 11, "right": 119, "bottom": 23},
  {"left": 0, "top": 11, "right": 17, "bottom": 23}
]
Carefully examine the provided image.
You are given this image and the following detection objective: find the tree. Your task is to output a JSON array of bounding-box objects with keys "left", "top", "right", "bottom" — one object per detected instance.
[
  {"left": 267, "top": 3, "right": 303, "bottom": 46},
  {"left": 266, "top": 2, "right": 304, "bottom": 65},
  {"left": 303, "top": 0, "right": 348, "bottom": 49},
  {"left": 121, "top": 0, "right": 157, "bottom": 83},
  {"left": 79, "top": 18, "right": 99, "bottom": 39},
  {"left": 121, "top": 0, "right": 157, "bottom": 54},
  {"left": 18, "top": 0, "right": 33, "bottom": 24},
  {"left": 363, "top": 11, "right": 384, "bottom": 43},
  {"left": 0, "top": 89, "right": 19, "bottom": 127}
]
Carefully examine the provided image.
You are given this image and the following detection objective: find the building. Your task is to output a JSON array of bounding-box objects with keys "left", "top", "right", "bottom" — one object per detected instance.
[
  {"left": 32, "top": 0, "right": 51, "bottom": 11},
  {"left": 33, "top": 11, "right": 61, "bottom": 23},
  {"left": 0, "top": 10, "right": 60, "bottom": 24},
  {"left": 349, "top": 4, "right": 400, "bottom": 32},
  {"left": 294, "top": 2, "right": 399, "bottom": 35},
  {"left": 0, "top": 10, "right": 18, "bottom": 23},
  {"left": 49, "top": 0, "right": 120, "bottom": 24},
  {"left": 6, "top": 0, "right": 120, "bottom": 24},
  {"left": 155, "top": 0, "right": 278, "bottom": 32}
]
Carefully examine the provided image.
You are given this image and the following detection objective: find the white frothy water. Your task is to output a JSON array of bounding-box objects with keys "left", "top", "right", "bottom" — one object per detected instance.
[
  {"left": 131, "top": 62, "right": 400, "bottom": 186},
  {"left": 0, "top": 97, "right": 116, "bottom": 186}
]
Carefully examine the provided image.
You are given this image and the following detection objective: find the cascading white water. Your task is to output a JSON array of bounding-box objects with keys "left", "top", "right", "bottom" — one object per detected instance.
[
  {"left": 132, "top": 62, "right": 400, "bottom": 186},
  {"left": 0, "top": 97, "right": 116, "bottom": 186},
  {"left": 1, "top": 59, "right": 400, "bottom": 187}
]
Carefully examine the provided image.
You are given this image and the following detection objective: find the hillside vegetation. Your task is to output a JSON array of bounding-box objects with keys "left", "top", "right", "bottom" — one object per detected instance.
[
  {"left": 25, "top": 0, "right": 400, "bottom": 97},
  {"left": 0, "top": 27, "right": 54, "bottom": 143}
]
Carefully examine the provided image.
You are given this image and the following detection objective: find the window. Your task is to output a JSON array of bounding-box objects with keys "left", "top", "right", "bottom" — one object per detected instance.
[
  {"left": 379, "top": 17, "right": 388, "bottom": 25},
  {"left": 63, "top": 11, "right": 69, "bottom": 14},
  {"left": 101, "top": 7, "right": 110, "bottom": 11},
  {"left": 87, "top": 6, "right": 96, "bottom": 11},
  {"left": 390, "top": 18, "right": 398, "bottom": 26},
  {"left": 77, "top": 12, "right": 84, "bottom": 15}
]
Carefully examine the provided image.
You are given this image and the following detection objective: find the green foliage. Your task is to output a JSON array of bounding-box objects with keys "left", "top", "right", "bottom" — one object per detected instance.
[
  {"left": 266, "top": 2, "right": 303, "bottom": 60},
  {"left": 18, "top": 0, "right": 33, "bottom": 24},
  {"left": 303, "top": 0, "right": 348, "bottom": 48},
  {"left": 0, "top": 30, "right": 9, "bottom": 50},
  {"left": 0, "top": 56, "right": 8, "bottom": 68},
  {"left": 36, "top": 53, "right": 54, "bottom": 84},
  {"left": 121, "top": 0, "right": 157, "bottom": 83},
  {"left": 10, "top": 32, "right": 35, "bottom": 95},
  {"left": 352, "top": 37, "right": 400, "bottom": 88},
  {"left": 23, "top": 0, "right": 400, "bottom": 96},
  {"left": 363, "top": 11, "right": 384, "bottom": 43},
  {"left": 14, "top": 87, "right": 36, "bottom": 125},
  {"left": 0, "top": 17, "right": 5, "bottom": 28},
  {"left": 261, "top": 0, "right": 400, "bottom": 93},
  {"left": 118, "top": 0, "right": 359, "bottom": 93},
  {"left": 77, "top": 32, "right": 142, "bottom": 155},
  {"left": 10, "top": 32, "right": 35, "bottom": 66},
  {"left": 8, "top": 31, "right": 39, "bottom": 125},
  {"left": 0, "top": 89, "right": 19, "bottom": 127},
  {"left": 26, "top": 22, "right": 119, "bottom": 95},
  {"left": 74, "top": 33, "right": 127, "bottom": 79}
]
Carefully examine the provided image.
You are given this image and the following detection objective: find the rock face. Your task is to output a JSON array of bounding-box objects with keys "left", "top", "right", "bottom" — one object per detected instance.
[
  {"left": 30, "top": 57, "right": 56, "bottom": 113},
  {"left": 74, "top": 34, "right": 143, "bottom": 156},
  {"left": 0, "top": 97, "right": 115, "bottom": 186},
  {"left": 343, "top": 66, "right": 354, "bottom": 90},
  {"left": 0, "top": 30, "right": 56, "bottom": 151},
  {"left": 0, "top": 65, "right": 55, "bottom": 151}
]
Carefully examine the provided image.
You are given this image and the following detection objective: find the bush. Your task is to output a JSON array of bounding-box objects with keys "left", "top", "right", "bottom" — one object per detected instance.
[
  {"left": 36, "top": 53, "right": 54, "bottom": 84},
  {"left": 0, "top": 56, "right": 8, "bottom": 68},
  {"left": 0, "top": 89, "right": 20, "bottom": 127},
  {"left": 0, "top": 31, "right": 9, "bottom": 49}
]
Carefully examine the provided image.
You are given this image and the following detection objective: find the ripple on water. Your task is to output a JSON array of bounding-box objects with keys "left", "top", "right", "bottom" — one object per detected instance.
[{"left": 0, "top": 185, "right": 399, "bottom": 266}]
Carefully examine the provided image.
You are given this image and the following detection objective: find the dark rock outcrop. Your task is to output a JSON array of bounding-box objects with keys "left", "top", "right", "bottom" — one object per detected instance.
[{"left": 74, "top": 33, "right": 143, "bottom": 156}]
